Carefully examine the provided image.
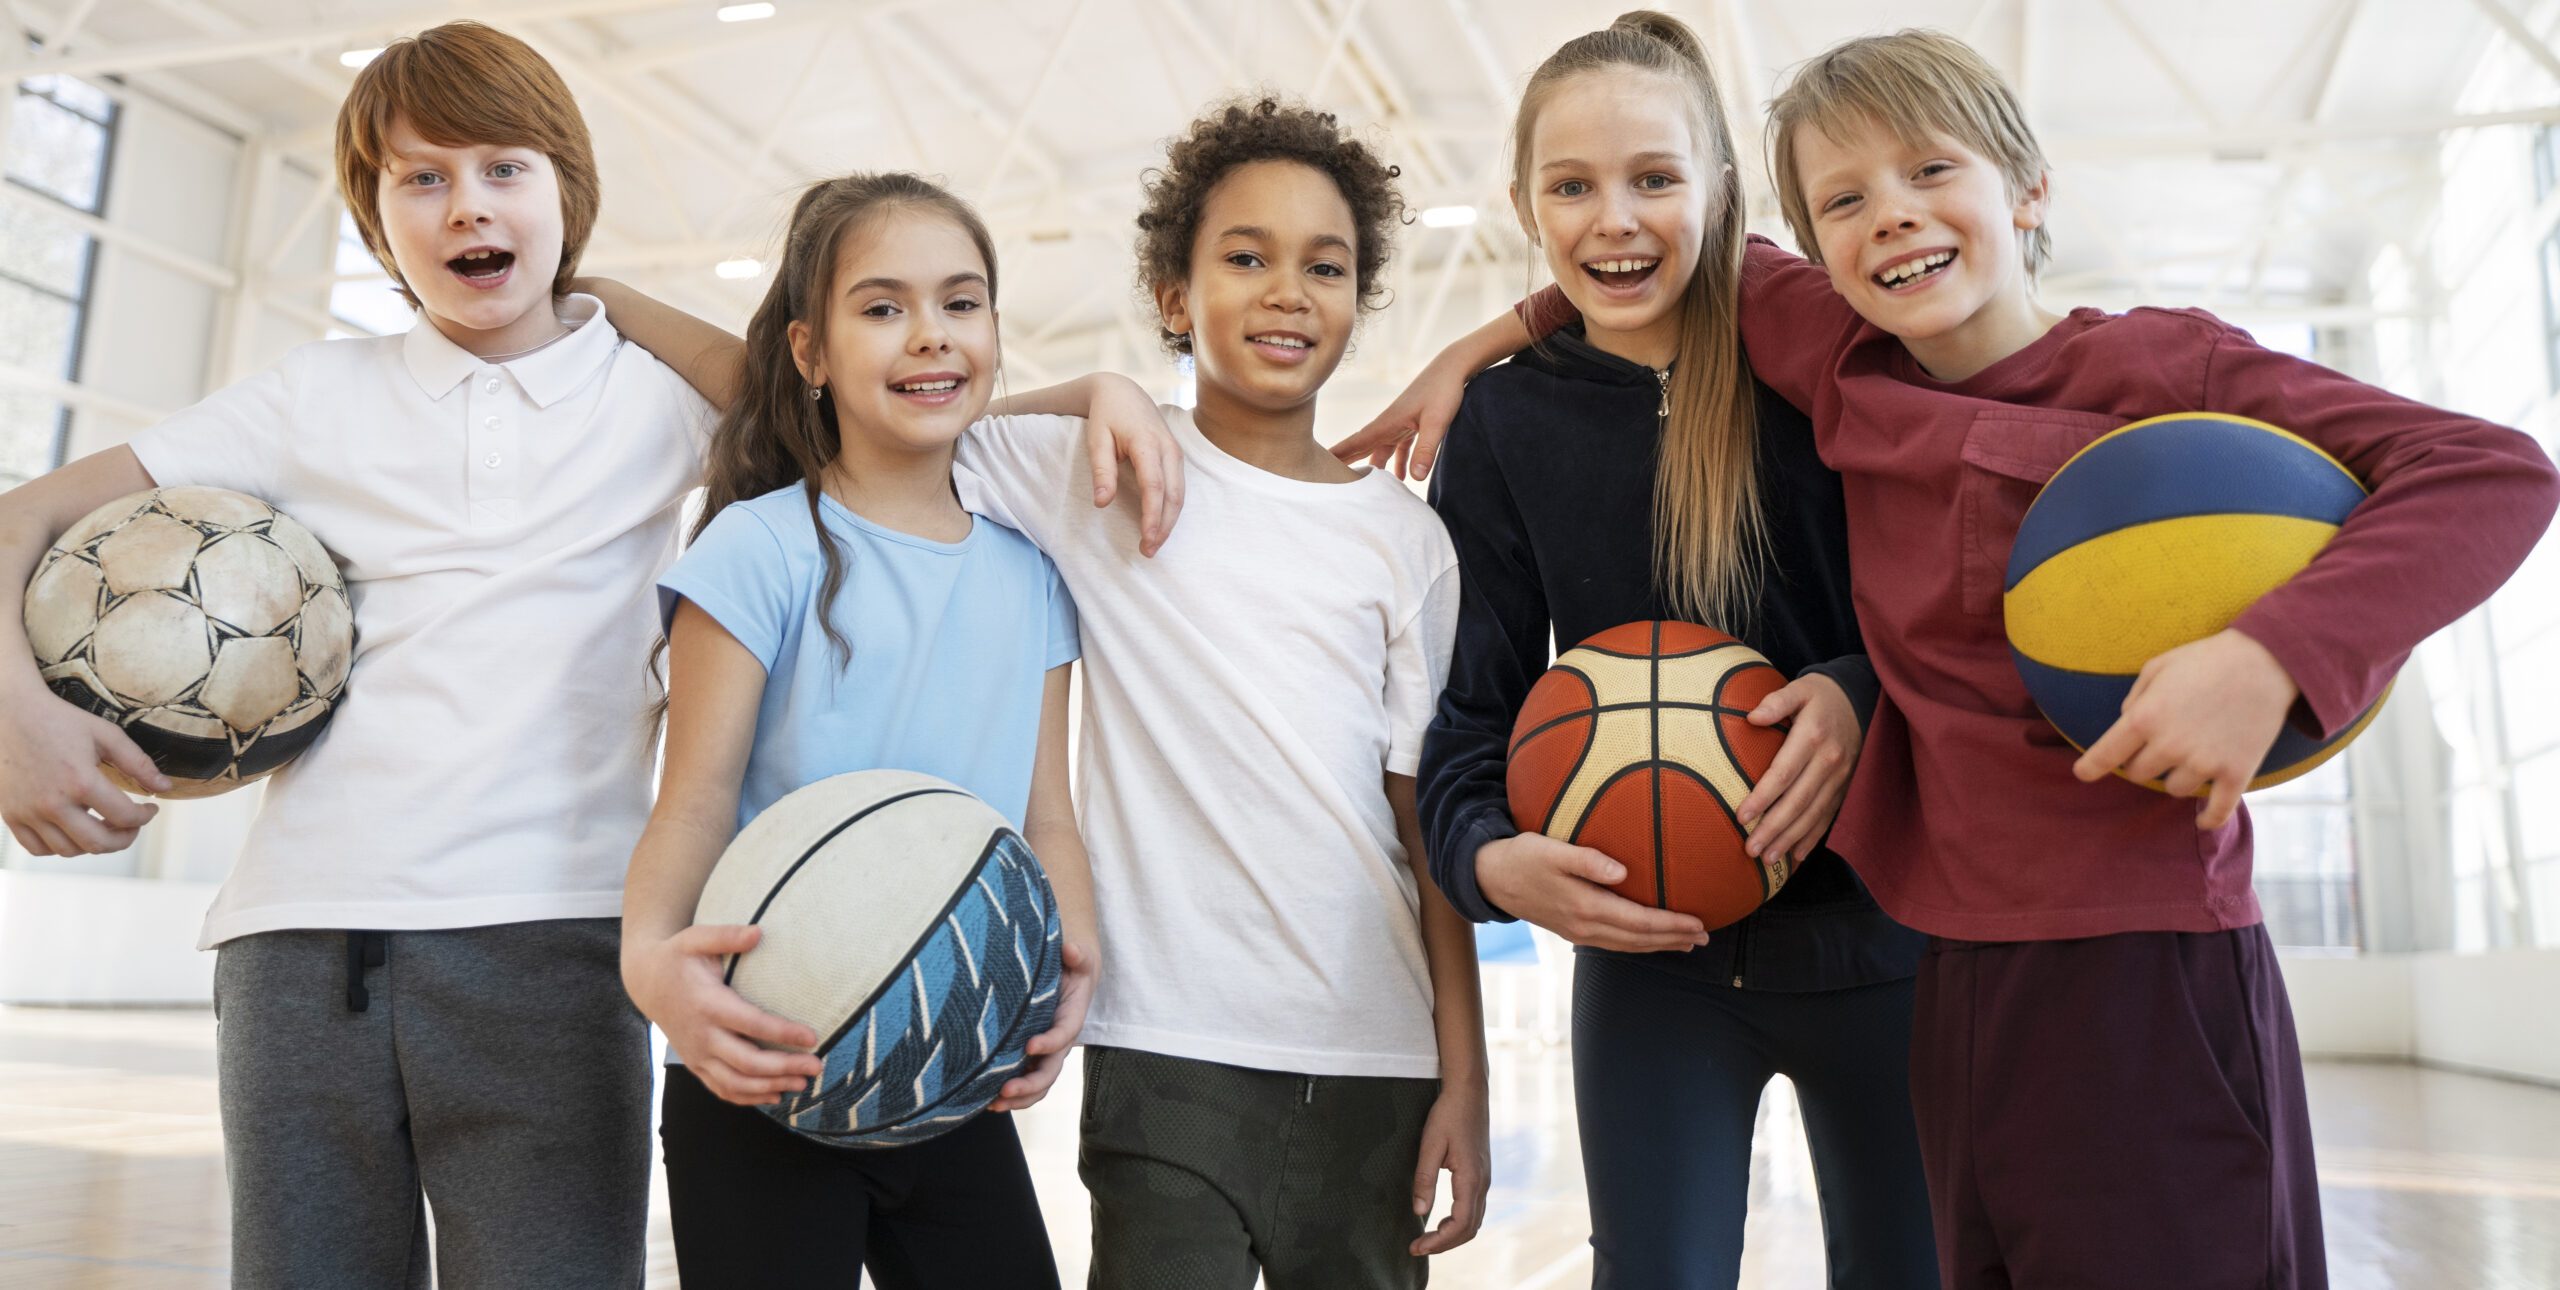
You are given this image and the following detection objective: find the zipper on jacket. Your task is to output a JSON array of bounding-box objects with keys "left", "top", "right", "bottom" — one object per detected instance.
[
  {"left": 1727, "top": 917, "right": 1750, "bottom": 988},
  {"left": 1654, "top": 368, "right": 1671, "bottom": 421}
]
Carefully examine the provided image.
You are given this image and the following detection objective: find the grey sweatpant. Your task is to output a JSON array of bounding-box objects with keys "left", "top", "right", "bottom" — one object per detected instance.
[{"left": 212, "top": 918, "right": 652, "bottom": 1288}]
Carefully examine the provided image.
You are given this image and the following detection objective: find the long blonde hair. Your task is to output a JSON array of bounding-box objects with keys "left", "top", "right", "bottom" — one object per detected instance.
[{"left": 1510, "top": 10, "right": 1766, "bottom": 627}]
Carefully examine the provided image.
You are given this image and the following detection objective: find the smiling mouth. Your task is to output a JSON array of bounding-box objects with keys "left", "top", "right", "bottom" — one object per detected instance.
[
  {"left": 1583, "top": 257, "right": 1661, "bottom": 289},
  {"left": 1246, "top": 333, "right": 1312, "bottom": 350},
  {"left": 891, "top": 377, "right": 963, "bottom": 393},
  {"left": 1873, "top": 250, "right": 1954, "bottom": 289},
  {"left": 449, "top": 249, "right": 515, "bottom": 281}
]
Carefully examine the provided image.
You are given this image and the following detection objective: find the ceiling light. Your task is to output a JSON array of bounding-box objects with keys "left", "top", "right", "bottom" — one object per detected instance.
[
  {"left": 716, "top": 3, "right": 777, "bottom": 20},
  {"left": 1420, "top": 205, "right": 1478, "bottom": 229},
  {"left": 715, "top": 258, "right": 761, "bottom": 279},
  {"left": 339, "top": 48, "right": 383, "bottom": 68}
]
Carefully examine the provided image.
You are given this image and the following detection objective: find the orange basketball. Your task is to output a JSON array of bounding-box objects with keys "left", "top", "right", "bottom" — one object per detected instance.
[{"left": 1506, "top": 621, "right": 1794, "bottom": 931}]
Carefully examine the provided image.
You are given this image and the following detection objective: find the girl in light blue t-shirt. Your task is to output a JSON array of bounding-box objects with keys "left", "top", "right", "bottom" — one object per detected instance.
[{"left": 618, "top": 173, "right": 1096, "bottom": 1288}]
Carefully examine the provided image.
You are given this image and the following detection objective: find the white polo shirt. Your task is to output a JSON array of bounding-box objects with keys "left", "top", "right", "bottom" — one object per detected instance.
[{"left": 128, "top": 296, "right": 715, "bottom": 948}]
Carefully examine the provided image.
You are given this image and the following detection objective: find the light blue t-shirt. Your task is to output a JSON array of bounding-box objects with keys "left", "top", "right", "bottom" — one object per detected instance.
[{"left": 657, "top": 484, "right": 1079, "bottom": 831}]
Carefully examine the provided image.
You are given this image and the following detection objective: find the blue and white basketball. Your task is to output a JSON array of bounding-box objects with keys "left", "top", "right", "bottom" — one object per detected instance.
[{"left": 694, "top": 769, "right": 1064, "bottom": 1147}]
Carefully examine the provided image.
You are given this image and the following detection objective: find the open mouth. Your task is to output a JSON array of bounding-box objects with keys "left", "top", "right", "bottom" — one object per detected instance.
[
  {"left": 1872, "top": 250, "right": 1955, "bottom": 290},
  {"left": 1582, "top": 257, "right": 1661, "bottom": 290},
  {"left": 448, "top": 248, "right": 515, "bottom": 284}
]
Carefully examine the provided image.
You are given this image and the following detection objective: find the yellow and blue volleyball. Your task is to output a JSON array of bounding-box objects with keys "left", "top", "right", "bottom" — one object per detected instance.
[{"left": 2003, "top": 412, "right": 2382, "bottom": 791}]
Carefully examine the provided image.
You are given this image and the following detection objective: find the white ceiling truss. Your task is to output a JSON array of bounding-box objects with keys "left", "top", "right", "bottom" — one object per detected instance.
[{"left": 6, "top": 0, "right": 2557, "bottom": 408}]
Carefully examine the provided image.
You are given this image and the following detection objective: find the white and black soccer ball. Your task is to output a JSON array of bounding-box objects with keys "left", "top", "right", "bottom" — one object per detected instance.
[{"left": 22, "top": 487, "right": 353, "bottom": 800}]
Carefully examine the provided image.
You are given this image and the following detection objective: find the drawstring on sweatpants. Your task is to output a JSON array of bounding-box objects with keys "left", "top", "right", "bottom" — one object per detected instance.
[{"left": 345, "top": 931, "right": 388, "bottom": 1011}]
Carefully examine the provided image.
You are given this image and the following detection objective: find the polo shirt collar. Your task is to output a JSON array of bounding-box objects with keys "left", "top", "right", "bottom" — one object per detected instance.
[{"left": 400, "top": 293, "right": 618, "bottom": 408}]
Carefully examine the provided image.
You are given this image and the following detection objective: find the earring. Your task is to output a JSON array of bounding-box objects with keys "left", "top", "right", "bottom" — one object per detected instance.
[{"left": 809, "top": 384, "right": 825, "bottom": 401}]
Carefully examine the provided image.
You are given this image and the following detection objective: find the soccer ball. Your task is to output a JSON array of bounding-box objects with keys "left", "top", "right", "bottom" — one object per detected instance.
[{"left": 22, "top": 487, "right": 353, "bottom": 800}]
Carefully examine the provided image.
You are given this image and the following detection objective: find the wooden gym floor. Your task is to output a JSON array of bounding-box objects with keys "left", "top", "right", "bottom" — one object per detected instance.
[{"left": 2, "top": 1001, "right": 2556, "bottom": 1288}]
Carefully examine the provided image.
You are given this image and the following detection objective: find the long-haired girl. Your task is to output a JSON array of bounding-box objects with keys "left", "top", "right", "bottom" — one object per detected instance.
[
  {"left": 1407, "top": 14, "right": 1937, "bottom": 1287},
  {"left": 618, "top": 172, "right": 1095, "bottom": 1288}
]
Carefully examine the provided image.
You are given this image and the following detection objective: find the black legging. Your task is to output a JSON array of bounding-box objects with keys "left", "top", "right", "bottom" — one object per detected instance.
[
  {"left": 1571, "top": 953, "right": 1939, "bottom": 1289},
  {"left": 659, "top": 1064, "right": 1062, "bottom": 1289}
]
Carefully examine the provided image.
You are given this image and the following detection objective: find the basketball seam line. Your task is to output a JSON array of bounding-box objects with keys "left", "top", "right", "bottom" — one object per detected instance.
[
  {"left": 1708, "top": 669, "right": 1774, "bottom": 900},
  {"left": 1569, "top": 642, "right": 1746, "bottom": 662},
  {"left": 807, "top": 825, "right": 1020, "bottom": 1055},
  {"left": 804, "top": 834, "right": 1061, "bottom": 1139},
  {"left": 1650, "top": 622, "right": 1666, "bottom": 910},
  {"left": 724, "top": 786, "right": 966, "bottom": 985},
  {"left": 1523, "top": 665, "right": 1602, "bottom": 836},
  {"left": 1508, "top": 700, "right": 1767, "bottom": 753}
]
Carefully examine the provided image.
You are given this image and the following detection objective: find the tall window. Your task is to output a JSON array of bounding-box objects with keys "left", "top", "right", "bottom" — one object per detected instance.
[
  {"left": 328, "top": 209, "right": 412, "bottom": 338},
  {"left": 2251, "top": 760, "right": 2360, "bottom": 950},
  {"left": 0, "top": 73, "right": 117, "bottom": 488},
  {"left": 2537, "top": 125, "right": 2560, "bottom": 398}
]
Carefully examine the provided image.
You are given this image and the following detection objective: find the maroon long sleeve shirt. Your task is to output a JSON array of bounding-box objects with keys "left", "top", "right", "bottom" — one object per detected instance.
[{"left": 1527, "top": 239, "right": 2558, "bottom": 939}]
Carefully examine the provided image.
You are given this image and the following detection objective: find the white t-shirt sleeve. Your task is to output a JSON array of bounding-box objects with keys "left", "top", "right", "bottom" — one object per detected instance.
[
  {"left": 1043, "top": 557, "right": 1082, "bottom": 670},
  {"left": 656, "top": 503, "right": 799, "bottom": 671},
  {"left": 1383, "top": 560, "right": 1461, "bottom": 777},
  {"left": 954, "top": 413, "right": 1085, "bottom": 544},
  {"left": 671, "top": 374, "right": 719, "bottom": 470},
  {"left": 124, "top": 349, "right": 299, "bottom": 499}
]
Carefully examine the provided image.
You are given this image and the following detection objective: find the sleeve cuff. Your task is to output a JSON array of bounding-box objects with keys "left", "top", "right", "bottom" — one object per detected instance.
[
  {"left": 656, "top": 580, "right": 778, "bottom": 673},
  {"left": 1439, "top": 807, "right": 1521, "bottom": 925},
  {"left": 2225, "top": 611, "right": 2367, "bottom": 739},
  {"left": 1798, "top": 655, "right": 1881, "bottom": 730}
]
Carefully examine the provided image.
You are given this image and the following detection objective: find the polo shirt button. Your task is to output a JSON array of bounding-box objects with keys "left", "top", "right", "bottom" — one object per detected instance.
[
  {"left": 484, "top": 453, "right": 502, "bottom": 468},
  {"left": 484, "top": 415, "right": 501, "bottom": 428},
  {"left": 483, "top": 377, "right": 501, "bottom": 394}
]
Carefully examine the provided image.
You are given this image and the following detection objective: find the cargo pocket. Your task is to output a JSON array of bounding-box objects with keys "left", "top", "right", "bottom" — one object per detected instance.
[{"left": 1957, "top": 408, "right": 2124, "bottom": 617}]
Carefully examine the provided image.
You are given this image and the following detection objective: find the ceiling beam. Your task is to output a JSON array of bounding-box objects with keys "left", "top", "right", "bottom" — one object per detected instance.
[
  {"left": 0, "top": 0, "right": 696, "bottom": 81},
  {"left": 2051, "top": 105, "right": 2560, "bottom": 160},
  {"left": 866, "top": 14, "right": 1066, "bottom": 189},
  {"left": 1434, "top": 0, "right": 1517, "bottom": 107},
  {"left": 2096, "top": 0, "right": 2226, "bottom": 131},
  {"left": 11, "top": 1, "right": 266, "bottom": 137},
  {"left": 702, "top": 17, "right": 843, "bottom": 239},
  {"left": 982, "top": 0, "right": 1094, "bottom": 198},
  {"left": 141, "top": 0, "right": 353, "bottom": 110},
  {"left": 2468, "top": 0, "right": 2560, "bottom": 90},
  {"left": 1307, "top": 0, "right": 1376, "bottom": 104}
]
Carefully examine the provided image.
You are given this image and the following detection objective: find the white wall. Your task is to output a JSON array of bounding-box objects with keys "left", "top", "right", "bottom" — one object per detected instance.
[
  {"left": 2286, "top": 949, "right": 2560, "bottom": 1086},
  {"left": 64, "top": 92, "right": 233, "bottom": 457},
  {"left": 0, "top": 870, "right": 216, "bottom": 1004}
]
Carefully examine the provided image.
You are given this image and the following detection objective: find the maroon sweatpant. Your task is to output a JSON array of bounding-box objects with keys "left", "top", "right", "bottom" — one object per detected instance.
[{"left": 1910, "top": 925, "right": 2326, "bottom": 1289}]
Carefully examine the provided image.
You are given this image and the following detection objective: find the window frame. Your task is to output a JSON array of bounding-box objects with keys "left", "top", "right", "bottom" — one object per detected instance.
[{"left": 3, "top": 70, "right": 122, "bottom": 485}]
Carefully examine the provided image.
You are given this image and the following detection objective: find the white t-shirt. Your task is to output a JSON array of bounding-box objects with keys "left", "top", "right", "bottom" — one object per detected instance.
[
  {"left": 957, "top": 408, "right": 1459, "bottom": 1078},
  {"left": 127, "top": 296, "right": 716, "bottom": 948}
]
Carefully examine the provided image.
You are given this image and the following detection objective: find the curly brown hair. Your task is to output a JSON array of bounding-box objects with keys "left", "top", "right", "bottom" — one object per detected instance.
[{"left": 1133, "top": 96, "right": 1404, "bottom": 356}]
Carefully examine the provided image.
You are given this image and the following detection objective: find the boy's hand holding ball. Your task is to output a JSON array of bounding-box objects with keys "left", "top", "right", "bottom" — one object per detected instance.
[{"left": 2073, "top": 628, "right": 2300, "bottom": 831}]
